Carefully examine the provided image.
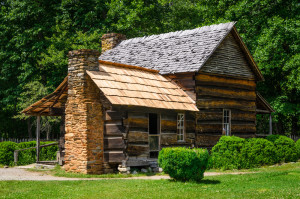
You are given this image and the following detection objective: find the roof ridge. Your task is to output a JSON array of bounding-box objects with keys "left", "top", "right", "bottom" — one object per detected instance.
[{"left": 121, "top": 22, "right": 236, "bottom": 45}]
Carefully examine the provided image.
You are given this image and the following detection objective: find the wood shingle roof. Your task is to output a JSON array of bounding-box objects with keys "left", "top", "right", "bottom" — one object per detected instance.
[{"left": 87, "top": 62, "right": 198, "bottom": 112}]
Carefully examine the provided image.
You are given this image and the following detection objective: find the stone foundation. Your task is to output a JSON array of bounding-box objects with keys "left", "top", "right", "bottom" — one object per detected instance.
[{"left": 64, "top": 49, "right": 104, "bottom": 174}]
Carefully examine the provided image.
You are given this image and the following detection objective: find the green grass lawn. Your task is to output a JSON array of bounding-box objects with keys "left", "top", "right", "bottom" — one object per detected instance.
[{"left": 1, "top": 163, "right": 300, "bottom": 199}]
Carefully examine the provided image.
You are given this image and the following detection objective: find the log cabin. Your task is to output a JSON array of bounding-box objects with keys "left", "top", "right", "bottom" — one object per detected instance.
[{"left": 22, "top": 22, "right": 274, "bottom": 174}]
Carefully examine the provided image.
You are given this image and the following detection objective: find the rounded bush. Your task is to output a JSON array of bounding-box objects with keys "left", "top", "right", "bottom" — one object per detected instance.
[
  {"left": 0, "top": 141, "right": 17, "bottom": 166},
  {"left": 240, "top": 138, "right": 277, "bottom": 168},
  {"left": 158, "top": 147, "right": 209, "bottom": 182},
  {"left": 273, "top": 136, "right": 298, "bottom": 162},
  {"left": 210, "top": 136, "right": 245, "bottom": 170},
  {"left": 295, "top": 139, "right": 300, "bottom": 159},
  {"left": 266, "top": 134, "right": 281, "bottom": 143}
]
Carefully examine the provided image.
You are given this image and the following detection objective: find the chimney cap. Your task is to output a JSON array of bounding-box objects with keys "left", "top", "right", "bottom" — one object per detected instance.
[
  {"left": 68, "top": 49, "right": 100, "bottom": 58},
  {"left": 101, "top": 33, "right": 126, "bottom": 40}
]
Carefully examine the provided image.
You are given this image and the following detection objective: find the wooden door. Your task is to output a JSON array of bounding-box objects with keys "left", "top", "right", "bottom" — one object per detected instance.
[{"left": 148, "top": 113, "right": 160, "bottom": 158}]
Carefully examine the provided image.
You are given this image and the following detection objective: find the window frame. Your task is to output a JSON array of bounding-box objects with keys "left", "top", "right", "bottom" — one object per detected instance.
[
  {"left": 177, "top": 113, "right": 185, "bottom": 142},
  {"left": 223, "top": 109, "right": 231, "bottom": 136}
]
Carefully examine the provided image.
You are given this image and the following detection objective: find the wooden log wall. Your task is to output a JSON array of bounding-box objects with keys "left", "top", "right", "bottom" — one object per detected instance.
[
  {"left": 124, "top": 112, "right": 149, "bottom": 159},
  {"left": 160, "top": 113, "right": 195, "bottom": 147},
  {"left": 124, "top": 111, "right": 196, "bottom": 160},
  {"left": 165, "top": 73, "right": 196, "bottom": 101},
  {"left": 195, "top": 73, "right": 257, "bottom": 147},
  {"left": 103, "top": 110, "right": 126, "bottom": 163}
]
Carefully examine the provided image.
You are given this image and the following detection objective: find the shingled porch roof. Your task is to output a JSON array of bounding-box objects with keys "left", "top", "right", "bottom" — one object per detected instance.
[{"left": 87, "top": 60, "right": 199, "bottom": 112}]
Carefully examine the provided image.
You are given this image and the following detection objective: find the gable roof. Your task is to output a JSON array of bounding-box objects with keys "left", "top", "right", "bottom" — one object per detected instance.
[
  {"left": 87, "top": 61, "right": 199, "bottom": 112},
  {"left": 100, "top": 22, "right": 235, "bottom": 74},
  {"left": 100, "top": 22, "right": 264, "bottom": 81}
]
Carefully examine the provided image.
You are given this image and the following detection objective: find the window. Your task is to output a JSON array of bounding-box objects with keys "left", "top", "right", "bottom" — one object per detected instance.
[
  {"left": 177, "top": 113, "right": 185, "bottom": 141},
  {"left": 223, "top": 109, "right": 231, "bottom": 136}
]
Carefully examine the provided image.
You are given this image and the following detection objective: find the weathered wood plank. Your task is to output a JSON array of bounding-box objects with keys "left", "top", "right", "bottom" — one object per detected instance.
[
  {"left": 128, "top": 131, "right": 148, "bottom": 143},
  {"left": 161, "top": 120, "right": 177, "bottom": 131},
  {"left": 231, "top": 111, "right": 256, "bottom": 122},
  {"left": 104, "top": 151, "right": 125, "bottom": 163},
  {"left": 105, "top": 111, "right": 125, "bottom": 121},
  {"left": 104, "top": 137, "right": 125, "bottom": 149},
  {"left": 186, "top": 120, "right": 195, "bottom": 132},
  {"left": 104, "top": 124, "right": 124, "bottom": 136},
  {"left": 197, "top": 111, "right": 223, "bottom": 121},
  {"left": 124, "top": 118, "right": 148, "bottom": 129},
  {"left": 196, "top": 124, "right": 222, "bottom": 133},
  {"left": 196, "top": 86, "right": 256, "bottom": 101},
  {"left": 195, "top": 135, "right": 222, "bottom": 147},
  {"left": 128, "top": 112, "right": 148, "bottom": 118},
  {"left": 161, "top": 114, "right": 177, "bottom": 121},
  {"left": 127, "top": 144, "right": 149, "bottom": 156},
  {"left": 165, "top": 73, "right": 195, "bottom": 80},
  {"left": 197, "top": 111, "right": 256, "bottom": 122},
  {"left": 231, "top": 124, "right": 256, "bottom": 133},
  {"left": 195, "top": 73, "right": 256, "bottom": 90},
  {"left": 196, "top": 99, "right": 256, "bottom": 111},
  {"left": 161, "top": 134, "right": 177, "bottom": 145}
]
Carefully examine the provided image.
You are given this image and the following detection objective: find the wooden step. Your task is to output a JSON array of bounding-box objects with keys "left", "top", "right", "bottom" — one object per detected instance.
[{"left": 36, "top": 161, "right": 58, "bottom": 165}]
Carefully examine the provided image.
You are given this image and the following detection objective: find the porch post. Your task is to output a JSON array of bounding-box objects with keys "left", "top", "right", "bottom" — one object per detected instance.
[
  {"left": 36, "top": 115, "right": 41, "bottom": 162},
  {"left": 269, "top": 114, "right": 272, "bottom": 135}
]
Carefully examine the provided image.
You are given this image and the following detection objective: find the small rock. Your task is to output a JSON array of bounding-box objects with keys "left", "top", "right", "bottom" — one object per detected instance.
[
  {"left": 131, "top": 170, "right": 138, "bottom": 175},
  {"left": 4, "top": 166, "right": 8, "bottom": 168},
  {"left": 141, "top": 168, "right": 148, "bottom": 173}
]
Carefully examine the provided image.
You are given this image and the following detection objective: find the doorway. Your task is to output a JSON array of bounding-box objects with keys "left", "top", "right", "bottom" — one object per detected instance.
[{"left": 148, "top": 113, "right": 160, "bottom": 158}]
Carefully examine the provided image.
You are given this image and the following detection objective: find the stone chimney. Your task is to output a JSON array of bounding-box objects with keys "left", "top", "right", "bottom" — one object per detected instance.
[
  {"left": 64, "top": 49, "right": 104, "bottom": 174},
  {"left": 101, "top": 33, "right": 126, "bottom": 53}
]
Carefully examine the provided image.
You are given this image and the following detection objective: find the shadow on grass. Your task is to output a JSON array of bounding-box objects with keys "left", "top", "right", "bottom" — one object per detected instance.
[
  {"left": 168, "top": 179, "right": 221, "bottom": 184},
  {"left": 198, "top": 179, "right": 221, "bottom": 184}
]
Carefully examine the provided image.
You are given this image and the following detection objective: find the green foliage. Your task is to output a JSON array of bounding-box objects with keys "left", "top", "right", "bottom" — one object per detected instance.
[
  {"left": 272, "top": 136, "right": 298, "bottom": 163},
  {"left": 158, "top": 147, "right": 209, "bottom": 182},
  {"left": 210, "top": 136, "right": 298, "bottom": 170},
  {"left": 240, "top": 138, "right": 277, "bottom": 168},
  {"left": 209, "top": 136, "right": 245, "bottom": 170},
  {"left": 0, "top": 142, "right": 17, "bottom": 166},
  {"left": 266, "top": 134, "right": 281, "bottom": 143},
  {"left": 0, "top": 141, "right": 58, "bottom": 166},
  {"left": 296, "top": 139, "right": 300, "bottom": 158},
  {"left": 0, "top": 0, "right": 299, "bottom": 138}
]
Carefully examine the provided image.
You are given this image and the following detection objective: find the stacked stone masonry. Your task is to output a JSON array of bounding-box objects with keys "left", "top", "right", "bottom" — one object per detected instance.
[
  {"left": 101, "top": 33, "right": 126, "bottom": 53},
  {"left": 64, "top": 49, "right": 105, "bottom": 174}
]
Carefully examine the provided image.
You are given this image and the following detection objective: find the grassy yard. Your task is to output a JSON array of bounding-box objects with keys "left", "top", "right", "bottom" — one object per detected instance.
[{"left": 1, "top": 163, "right": 299, "bottom": 199}]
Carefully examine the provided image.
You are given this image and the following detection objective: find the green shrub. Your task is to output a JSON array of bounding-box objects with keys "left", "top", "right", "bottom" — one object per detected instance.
[
  {"left": 240, "top": 138, "right": 277, "bottom": 168},
  {"left": 158, "top": 147, "right": 209, "bottom": 182},
  {"left": 273, "top": 136, "right": 298, "bottom": 162},
  {"left": 17, "top": 141, "right": 58, "bottom": 165},
  {"left": 17, "top": 141, "right": 38, "bottom": 165},
  {"left": 0, "top": 142, "right": 17, "bottom": 166},
  {"left": 266, "top": 134, "right": 281, "bottom": 143},
  {"left": 209, "top": 136, "right": 245, "bottom": 170},
  {"left": 296, "top": 139, "right": 300, "bottom": 159}
]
